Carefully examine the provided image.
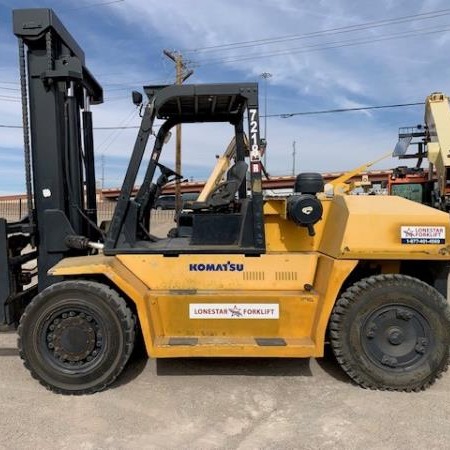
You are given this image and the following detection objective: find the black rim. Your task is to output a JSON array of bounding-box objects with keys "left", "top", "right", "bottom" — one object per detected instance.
[
  {"left": 361, "top": 303, "right": 432, "bottom": 371},
  {"left": 39, "top": 306, "right": 106, "bottom": 374}
]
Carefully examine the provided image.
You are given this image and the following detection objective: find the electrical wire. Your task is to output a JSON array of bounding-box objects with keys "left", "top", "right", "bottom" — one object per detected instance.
[
  {"left": 0, "top": 86, "right": 20, "bottom": 92},
  {"left": 0, "top": 101, "right": 426, "bottom": 130},
  {"left": 269, "top": 102, "right": 425, "bottom": 118},
  {"left": 186, "top": 7, "right": 450, "bottom": 53},
  {"left": 0, "top": 94, "right": 20, "bottom": 101},
  {"left": 195, "top": 24, "right": 450, "bottom": 66},
  {"left": 0, "top": 97, "right": 20, "bottom": 103},
  {"left": 3, "top": 10, "right": 446, "bottom": 85},
  {"left": 60, "top": 0, "right": 125, "bottom": 12},
  {"left": 95, "top": 107, "right": 139, "bottom": 152},
  {"left": 0, "top": 124, "right": 22, "bottom": 128}
]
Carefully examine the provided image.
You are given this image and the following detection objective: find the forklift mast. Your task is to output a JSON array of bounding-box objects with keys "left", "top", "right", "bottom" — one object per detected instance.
[{"left": 0, "top": 9, "right": 102, "bottom": 327}]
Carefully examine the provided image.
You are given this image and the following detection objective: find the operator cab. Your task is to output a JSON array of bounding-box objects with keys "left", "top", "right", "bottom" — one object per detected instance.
[{"left": 103, "top": 83, "right": 265, "bottom": 255}]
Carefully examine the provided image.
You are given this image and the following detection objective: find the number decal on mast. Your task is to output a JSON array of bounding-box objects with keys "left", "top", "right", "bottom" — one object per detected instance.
[{"left": 249, "top": 108, "right": 260, "bottom": 163}]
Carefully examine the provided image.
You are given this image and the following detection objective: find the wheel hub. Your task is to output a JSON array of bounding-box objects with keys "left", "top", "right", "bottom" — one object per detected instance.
[
  {"left": 362, "top": 305, "right": 431, "bottom": 370},
  {"left": 387, "top": 327, "right": 404, "bottom": 345},
  {"left": 46, "top": 311, "right": 103, "bottom": 366}
]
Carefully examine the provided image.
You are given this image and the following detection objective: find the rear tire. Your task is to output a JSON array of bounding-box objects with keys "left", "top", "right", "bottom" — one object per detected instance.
[
  {"left": 18, "top": 280, "right": 135, "bottom": 395},
  {"left": 329, "top": 274, "right": 450, "bottom": 391}
]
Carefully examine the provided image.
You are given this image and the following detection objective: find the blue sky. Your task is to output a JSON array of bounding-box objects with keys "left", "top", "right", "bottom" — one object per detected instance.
[{"left": 1, "top": 0, "right": 450, "bottom": 194}]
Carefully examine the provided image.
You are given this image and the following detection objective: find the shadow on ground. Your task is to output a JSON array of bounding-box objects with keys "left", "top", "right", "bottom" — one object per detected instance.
[
  {"left": 0, "top": 330, "right": 351, "bottom": 388},
  {"left": 109, "top": 341, "right": 353, "bottom": 389},
  {"left": 156, "top": 357, "right": 314, "bottom": 377},
  {"left": 111, "top": 334, "right": 148, "bottom": 389},
  {"left": 315, "top": 344, "right": 352, "bottom": 384},
  {"left": 0, "top": 348, "right": 19, "bottom": 357}
]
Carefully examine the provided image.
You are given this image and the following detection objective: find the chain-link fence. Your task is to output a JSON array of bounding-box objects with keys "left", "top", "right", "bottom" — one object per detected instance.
[
  {"left": 0, "top": 199, "right": 28, "bottom": 222},
  {"left": 0, "top": 199, "right": 176, "bottom": 225}
]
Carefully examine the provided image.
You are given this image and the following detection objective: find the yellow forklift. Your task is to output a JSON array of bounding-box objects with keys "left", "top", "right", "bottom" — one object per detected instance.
[{"left": 3, "top": 9, "right": 450, "bottom": 394}]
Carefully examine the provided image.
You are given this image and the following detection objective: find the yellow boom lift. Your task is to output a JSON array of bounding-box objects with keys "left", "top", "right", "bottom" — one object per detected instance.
[{"left": 391, "top": 92, "right": 450, "bottom": 208}]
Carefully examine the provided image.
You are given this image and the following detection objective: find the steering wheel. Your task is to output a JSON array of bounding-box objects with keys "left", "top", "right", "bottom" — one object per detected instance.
[
  {"left": 157, "top": 163, "right": 183, "bottom": 182},
  {"left": 138, "top": 163, "right": 185, "bottom": 225}
]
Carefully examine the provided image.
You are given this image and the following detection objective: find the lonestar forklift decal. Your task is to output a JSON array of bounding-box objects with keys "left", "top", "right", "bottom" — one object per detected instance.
[
  {"left": 189, "top": 304, "right": 279, "bottom": 319},
  {"left": 401, "top": 226, "right": 445, "bottom": 244}
]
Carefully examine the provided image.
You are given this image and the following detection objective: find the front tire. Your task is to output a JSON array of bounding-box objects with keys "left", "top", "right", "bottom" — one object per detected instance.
[
  {"left": 18, "top": 280, "right": 135, "bottom": 395},
  {"left": 329, "top": 274, "right": 450, "bottom": 391}
]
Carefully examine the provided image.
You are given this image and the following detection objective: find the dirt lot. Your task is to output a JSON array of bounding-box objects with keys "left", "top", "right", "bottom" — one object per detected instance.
[
  {"left": 2, "top": 212, "right": 450, "bottom": 449},
  {"left": 1, "top": 329, "right": 450, "bottom": 450}
]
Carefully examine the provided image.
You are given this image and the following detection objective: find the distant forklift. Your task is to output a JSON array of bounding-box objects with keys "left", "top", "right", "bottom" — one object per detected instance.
[{"left": 2, "top": 9, "right": 450, "bottom": 394}]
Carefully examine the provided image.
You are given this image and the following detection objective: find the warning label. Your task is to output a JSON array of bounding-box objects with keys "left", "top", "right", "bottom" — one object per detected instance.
[{"left": 401, "top": 226, "right": 446, "bottom": 244}]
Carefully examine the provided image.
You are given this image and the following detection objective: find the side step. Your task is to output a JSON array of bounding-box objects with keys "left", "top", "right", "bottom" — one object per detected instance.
[
  {"left": 152, "top": 336, "right": 317, "bottom": 357},
  {"left": 167, "top": 337, "right": 288, "bottom": 347},
  {"left": 168, "top": 337, "right": 198, "bottom": 346},
  {"left": 255, "top": 338, "right": 286, "bottom": 346}
]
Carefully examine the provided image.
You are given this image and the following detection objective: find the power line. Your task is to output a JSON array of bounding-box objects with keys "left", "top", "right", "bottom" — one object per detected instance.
[
  {"left": 0, "top": 101, "right": 426, "bottom": 131},
  {"left": 186, "top": 7, "right": 450, "bottom": 53},
  {"left": 0, "top": 123, "right": 140, "bottom": 129},
  {"left": 96, "top": 107, "right": 139, "bottom": 152},
  {"left": 0, "top": 94, "right": 20, "bottom": 100},
  {"left": 0, "top": 78, "right": 169, "bottom": 88},
  {"left": 0, "top": 95, "right": 132, "bottom": 103},
  {"left": 196, "top": 24, "right": 450, "bottom": 66},
  {"left": 0, "top": 97, "right": 20, "bottom": 103},
  {"left": 269, "top": 102, "right": 425, "bottom": 118},
  {"left": 102, "top": 78, "right": 169, "bottom": 87},
  {"left": 0, "top": 86, "right": 20, "bottom": 92},
  {"left": 94, "top": 125, "right": 140, "bottom": 129},
  {"left": 60, "top": 0, "right": 125, "bottom": 12}
]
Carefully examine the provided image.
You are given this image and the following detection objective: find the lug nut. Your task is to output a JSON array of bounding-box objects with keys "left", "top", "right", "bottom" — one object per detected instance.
[
  {"left": 396, "top": 309, "right": 413, "bottom": 321},
  {"left": 381, "top": 354, "right": 398, "bottom": 368}
]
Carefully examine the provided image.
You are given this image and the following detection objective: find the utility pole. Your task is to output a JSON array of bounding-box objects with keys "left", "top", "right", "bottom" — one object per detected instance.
[
  {"left": 292, "top": 141, "right": 296, "bottom": 176},
  {"left": 101, "top": 154, "right": 105, "bottom": 190},
  {"left": 163, "top": 50, "right": 194, "bottom": 215},
  {"left": 260, "top": 72, "right": 272, "bottom": 168}
]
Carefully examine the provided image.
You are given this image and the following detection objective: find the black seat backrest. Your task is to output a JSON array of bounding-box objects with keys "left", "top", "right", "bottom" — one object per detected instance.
[{"left": 206, "top": 161, "right": 248, "bottom": 208}]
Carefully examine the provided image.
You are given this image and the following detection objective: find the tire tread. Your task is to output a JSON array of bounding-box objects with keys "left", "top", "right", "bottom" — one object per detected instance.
[
  {"left": 18, "top": 280, "right": 135, "bottom": 395},
  {"left": 329, "top": 274, "right": 450, "bottom": 392}
]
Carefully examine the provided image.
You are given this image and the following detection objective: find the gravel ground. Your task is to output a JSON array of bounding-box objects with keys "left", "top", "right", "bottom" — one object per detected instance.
[
  {"left": 2, "top": 214, "right": 450, "bottom": 449},
  {"left": 1, "top": 329, "right": 450, "bottom": 450}
]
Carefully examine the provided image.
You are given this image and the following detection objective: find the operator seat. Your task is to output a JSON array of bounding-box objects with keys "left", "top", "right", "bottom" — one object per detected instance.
[{"left": 191, "top": 161, "right": 248, "bottom": 210}]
